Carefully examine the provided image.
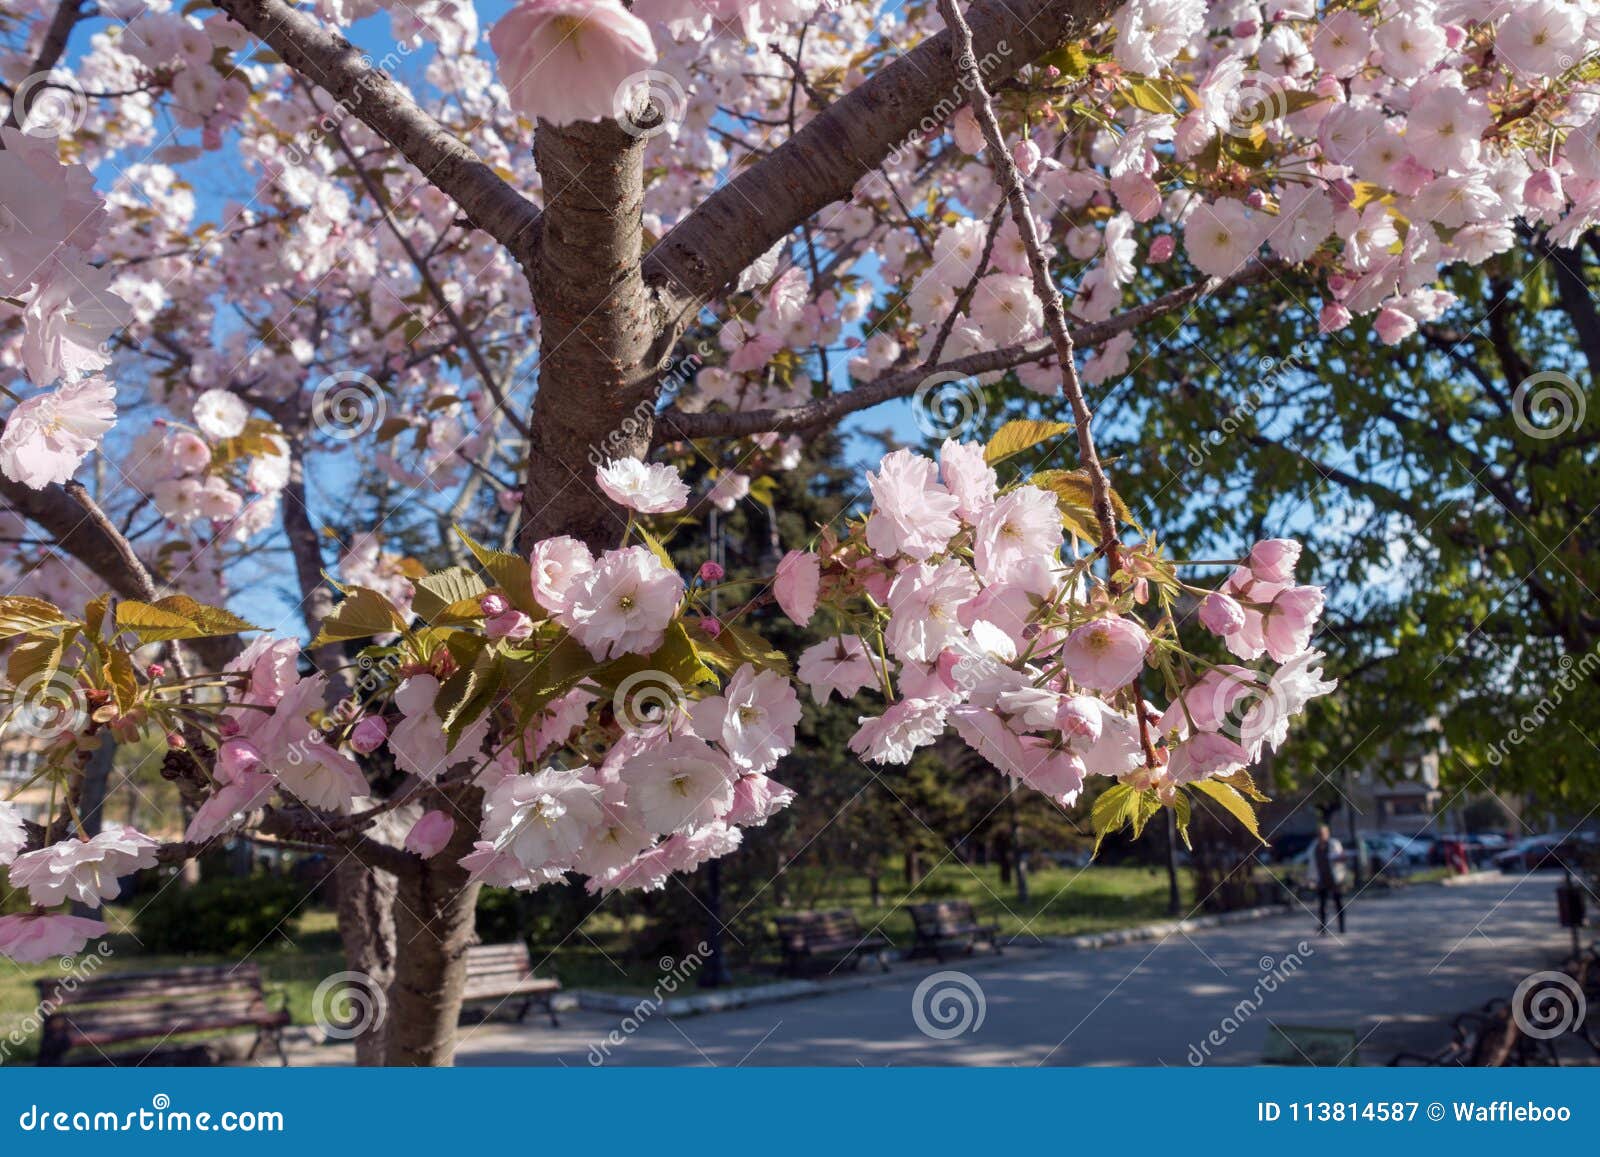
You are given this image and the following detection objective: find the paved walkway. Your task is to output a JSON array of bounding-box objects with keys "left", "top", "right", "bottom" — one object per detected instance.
[{"left": 304, "top": 872, "right": 1582, "bottom": 1067}]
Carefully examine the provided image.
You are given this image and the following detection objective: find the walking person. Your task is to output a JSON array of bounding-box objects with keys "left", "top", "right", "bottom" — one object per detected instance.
[{"left": 1312, "top": 824, "right": 1347, "bottom": 935}]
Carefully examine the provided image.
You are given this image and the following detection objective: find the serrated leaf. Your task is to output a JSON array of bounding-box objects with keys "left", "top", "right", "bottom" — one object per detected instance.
[
  {"left": 114, "top": 601, "right": 203, "bottom": 643},
  {"left": 635, "top": 527, "right": 675, "bottom": 572},
  {"left": 1191, "top": 778, "right": 1267, "bottom": 845},
  {"left": 455, "top": 527, "right": 541, "bottom": 618},
  {"left": 592, "top": 621, "right": 717, "bottom": 692},
  {"left": 104, "top": 649, "right": 139, "bottom": 715},
  {"left": 984, "top": 419, "right": 1074, "bottom": 465},
  {"left": 84, "top": 594, "right": 111, "bottom": 638},
  {"left": 1030, "top": 468, "right": 1139, "bottom": 530},
  {"left": 7, "top": 632, "right": 64, "bottom": 687},
  {"left": 0, "top": 596, "right": 69, "bottom": 640},
  {"left": 697, "top": 621, "right": 790, "bottom": 676},
  {"left": 1215, "top": 768, "right": 1270, "bottom": 803},
  {"left": 309, "top": 585, "right": 406, "bottom": 648},
  {"left": 1090, "top": 783, "right": 1140, "bottom": 855},
  {"left": 152, "top": 595, "right": 259, "bottom": 637},
  {"left": 413, "top": 567, "right": 489, "bottom": 624}
]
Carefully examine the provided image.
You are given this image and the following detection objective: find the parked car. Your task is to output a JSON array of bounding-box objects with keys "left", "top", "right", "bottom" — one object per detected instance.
[{"left": 1493, "top": 832, "right": 1599, "bottom": 873}]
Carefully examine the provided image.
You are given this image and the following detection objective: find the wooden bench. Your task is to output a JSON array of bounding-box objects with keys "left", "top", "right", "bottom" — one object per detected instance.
[
  {"left": 461, "top": 943, "right": 561, "bottom": 1026},
  {"left": 907, "top": 900, "right": 1001, "bottom": 961},
  {"left": 1389, "top": 998, "right": 1560, "bottom": 1067},
  {"left": 773, "top": 909, "right": 893, "bottom": 976},
  {"left": 36, "top": 964, "right": 289, "bottom": 1067}
]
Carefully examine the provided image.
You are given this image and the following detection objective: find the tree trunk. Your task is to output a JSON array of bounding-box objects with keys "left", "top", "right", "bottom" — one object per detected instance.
[
  {"left": 520, "top": 119, "right": 658, "bottom": 551},
  {"left": 383, "top": 788, "right": 484, "bottom": 1066}
]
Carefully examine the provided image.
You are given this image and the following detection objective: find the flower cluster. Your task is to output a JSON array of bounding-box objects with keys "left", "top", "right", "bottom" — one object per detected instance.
[{"left": 782, "top": 436, "right": 1336, "bottom": 824}]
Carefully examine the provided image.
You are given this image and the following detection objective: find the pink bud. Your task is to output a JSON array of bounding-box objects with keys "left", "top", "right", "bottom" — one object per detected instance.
[
  {"left": 350, "top": 715, "right": 388, "bottom": 754},
  {"left": 479, "top": 592, "right": 510, "bottom": 617},
  {"left": 1318, "top": 302, "right": 1351, "bottom": 334},
  {"left": 1248, "top": 539, "right": 1302, "bottom": 584},
  {"left": 1198, "top": 592, "right": 1247, "bottom": 637},
  {"left": 697, "top": 561, "right": 725, "bottom": 583},
  {"left": 217, "top": 737, "right": 264, "bottom": 782},
  {"left": 844, "top": 336, "right": 863, "bottom": 349},
  {"left": 1045, "top": 65, "right": 1061, "bottom": 79},
  {"left": 218, "top": 716, "right": 241, "bottom": 739},
  {"left": 1443, "top": 24, "right": 1465, "bottom": 49},
  {"left": 1245, "top": 189, "right": 1267, "bottom": 209},
  {"left": 1148, "top": 234, "right": 1176, "bottom": 263},
  {"left": 146, "top": 663, "right": 166, "bottom": 679},
  {"left": 485, "top": 608, "right": 534, "bottom": 641},
  {"left": 1329, "top": 178, "right": 1357, "bottom": 206},
  {"left": 165, "top": 731, "right": 187, "bottom": 751},
  {"left": 1011, "top": 139, "right": 1041, "bottom": 178},
  {"left": 698, "top": 616, "right": 722, "bottom": 637},
  {"left": 1233, "top": 19, "right": 1259, "bottom": 37},
  {"left": 1056, "top": 696, "right": 1103, "bottom": 744},
  {"left": 404, "top": 810, "right": 455, "bottom": 859}
]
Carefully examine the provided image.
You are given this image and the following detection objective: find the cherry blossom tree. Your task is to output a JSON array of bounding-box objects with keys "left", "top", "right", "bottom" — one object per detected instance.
[{"left": 2, "top": 0, "right": 1597, "bottom": 1064}]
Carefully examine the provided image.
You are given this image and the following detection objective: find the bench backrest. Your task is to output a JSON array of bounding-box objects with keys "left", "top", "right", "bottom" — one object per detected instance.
[
  {"left": 36, "top": 965, "right": 274, "bottom": 1064},
  {"left": 773, "top": 909, "right": 864, "bottom": 949},
  {"left": 907, "top": 900, "right": 978, "bottom": 934},
  {"left": 465, "top": 942, "right": 534, "bottom": 980}
]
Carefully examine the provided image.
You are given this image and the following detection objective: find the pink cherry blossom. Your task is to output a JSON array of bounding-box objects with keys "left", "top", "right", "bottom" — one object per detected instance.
[
  {"left": 483, "top": 767, "right": 604, "bottom": 869},
  {"left": 560, "top": 545, "right": 684, "bottom": 660},
  {"left": 1198, "top": 591, "right": 1246, "bottom": 636},
  {"left": 404, "top": 810, "right": 457, "bottom": 859},
  {"left": 849, "top": 698, "right": 948, "bottom": 764},
  {"left": 0, "top": 801, "right": 28, "bottom": 865},
  {"left": 864, "top": 449, "right": 960, "bottom": 561},
  {"left": 773, "top": 550, "right": 820, "bottom": 626},
  {"left": 529, "top": 535, "right": 595, "bottom": 615},
  {"left": 796, "top": 635, "right": 881, "bottom": 703},
  {"left": 973, "top": 485, "right": 1062, "bottom": 584},
  {"left": 1248, "top": 538, "right": 1302, "bottom": 583},
  {"left": 0, "top": 913, "right": 107, "bottom": 964},
  {"left": 1059, "top": 616, "right": 1150, "bottom": 692},
  {"left": 621, "top": 734, "right": 736, "bottom": 834},
  {"left": 489, "top": 0, "right": 657, "bottom": 127},
  {"left": 690, "top": 663, "right": 801, "bottom": 774},
  {"left": 595, "top": 458, "right": 690, "bottom": 514},
  {"left": 0, "top": 376, "right": 117, "bottom": 489},
  {"left": 8, "top": 825, "right": 159, "bottom": 908}
]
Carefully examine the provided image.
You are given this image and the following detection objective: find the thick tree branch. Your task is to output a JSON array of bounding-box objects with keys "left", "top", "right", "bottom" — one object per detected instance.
[
  {"left": 658, "top": 263, "right": 1276, "bottom": 441},
  {"left": 645, "top": 0, "right": 1121, "bottom": 325},
  {"left": 213, "top": 0, "right": 542, "bottom": 265},
  {"left": 3, "top": 0, "right": 83, "bottom": 130},
  {"left": 0, "top": 475, "right": 153, "bottom": 599}
]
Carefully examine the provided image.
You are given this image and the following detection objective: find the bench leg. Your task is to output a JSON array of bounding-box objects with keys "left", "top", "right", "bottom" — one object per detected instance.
[
  {"left": 515, "top": 997, "right": 533, "bottom": 1024},
  {"left": 546, "top": 995, "right": 561, "bottom": 1028}
]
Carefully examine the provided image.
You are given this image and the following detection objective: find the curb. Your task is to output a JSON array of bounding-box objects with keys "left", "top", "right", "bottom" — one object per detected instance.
[{"left": 568, "top": 904, "right": 1302, "bottom": 1019}]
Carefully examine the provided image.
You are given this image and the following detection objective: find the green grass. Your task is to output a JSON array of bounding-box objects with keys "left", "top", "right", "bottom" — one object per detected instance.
[{"left": 1, "top": 861, "right": 1210, "bottom": 1050}]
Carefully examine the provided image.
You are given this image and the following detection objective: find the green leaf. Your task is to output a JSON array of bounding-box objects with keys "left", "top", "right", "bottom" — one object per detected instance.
[
  {"left": 0, "top": 596, "right": 70, "bottom": 640},
  {"left": 635, "top": 527, "right": 676, "bottom": 573},
  {"left": 413, "top": 566, "right": 489, "bottom": 625},
  {"left": 309, "top": 585, "right": 407, "bottom": 648},
  {"left": 454, "top": 527, "right": 541, "bottom": 618},
  {"left": 696, "top": 621, "right": 790, "bottom": 676},
  {"left": 151, "top": 596, "right": 259, "bottom": 637},
  {"left": 104, "top": 649, "right": 140, "bottom": 715},
  {"left": 1030, "top": 468, "right": 1139, "bottom": 530},
  {"left": 593, "top": 621, "right": 717, "bottom": 692},
  {"left": 984, "top": 419, "right": 1074, "bottom": 465},
  {"left": 114, "top": 597, "right": 259, "bottom": 644},
  {"left": 1191, "top": 779, "right": 1267, "bottom": 845},
  {"left": 7, "top": 632, "right": 64, "bottom": 687}
]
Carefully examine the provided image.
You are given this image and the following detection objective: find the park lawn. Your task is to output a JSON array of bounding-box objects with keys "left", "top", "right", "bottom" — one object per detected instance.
[
  {"left": 553, "top": 860, "right": 1195, "bottom": 993},
  {"left": 1, "top": 863, "right": 1198, "bottom": 1048},
  {"left": 0, "top": 908, "right": 345, "bottom": 1065}
]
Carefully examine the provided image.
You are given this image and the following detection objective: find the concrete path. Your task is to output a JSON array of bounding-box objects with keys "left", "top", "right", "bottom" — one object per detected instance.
[{"left": 303, "top": 871, "right": 1584, "bottom": 1067}]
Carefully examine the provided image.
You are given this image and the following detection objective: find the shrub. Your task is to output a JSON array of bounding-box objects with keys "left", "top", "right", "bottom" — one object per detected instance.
[{"left": 136, "top": 874, "right": 306, "bottom": 955}]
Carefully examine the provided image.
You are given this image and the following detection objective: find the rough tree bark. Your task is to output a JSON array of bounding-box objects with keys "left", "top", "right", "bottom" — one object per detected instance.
[{"left": 520, "top": 120, "right": 658, "bottom": 551}]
